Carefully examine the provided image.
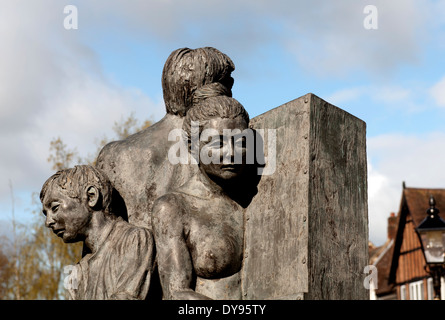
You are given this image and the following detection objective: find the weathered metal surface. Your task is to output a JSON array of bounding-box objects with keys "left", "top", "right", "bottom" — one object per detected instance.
[
  {"left": 242, "top": 93, "right": 368, "bottom": 300},
  {"left": 305, "top": 94, "right": 368, "bottom": 300},
  {"left": 242, "top": 95, "right": 310, "bottom": 299}
]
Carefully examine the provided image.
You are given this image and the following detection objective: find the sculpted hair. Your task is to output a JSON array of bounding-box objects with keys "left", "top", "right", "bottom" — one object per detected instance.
[
  {"left": 182, "top": 95, "right": 250, "bottom": 147},
  {"left": 40, "top": 165, "right": 113, "bottom": 214},
  {"left": 162, "top": 47, "right": 235, "bottom": 117}
]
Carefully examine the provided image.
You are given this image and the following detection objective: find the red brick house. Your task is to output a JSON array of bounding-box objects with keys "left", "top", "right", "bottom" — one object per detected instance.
[{"left": 386, "top": 185, "right": 445, "bottom": 300}]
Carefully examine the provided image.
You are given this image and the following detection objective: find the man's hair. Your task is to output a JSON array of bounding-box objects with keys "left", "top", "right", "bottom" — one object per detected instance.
[
  {"left": 182, "top": 94, "right": 250, "bottom": 148},
  {"left": 40, "top": 165, "right": 112, "bottom": 214},
  {"left": 162, "top": 47, "right": 235, "bottom": 117}
]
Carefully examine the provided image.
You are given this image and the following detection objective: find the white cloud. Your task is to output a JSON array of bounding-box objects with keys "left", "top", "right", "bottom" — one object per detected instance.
[
  {"left": 327, "top": 84, "right": 416, "bottom": 110},
  {"left": 0, "top": 1, "right": 163, "bottom": 213},
  {"left": 327, "top": 87, "right": 366, "bottom": 106},
  {"left": 367, "top": 132, "right": 445, "bottom": 245},
  {"left": 373, "top": 86, "right": 410, "bottom": 103},
  {"left": 70, "top": 0, "right": 434, "bottom": 78},
  {"left": 274, "top": 0, "right": 429, "bottom": 77},
  {"left": 367, "top": 161, "right": 401, "bottom": 246},
  {"left": 430, "top": 76, "right": 445, "bottom": 107}
]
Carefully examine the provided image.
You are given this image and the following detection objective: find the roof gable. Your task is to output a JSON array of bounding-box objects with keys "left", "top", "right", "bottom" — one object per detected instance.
[
  {"left": 389, "top": 187, "right": 445, "bottom": 284},
  {"left": 403, "top": 188, "right": 445, "bottom": 227}
]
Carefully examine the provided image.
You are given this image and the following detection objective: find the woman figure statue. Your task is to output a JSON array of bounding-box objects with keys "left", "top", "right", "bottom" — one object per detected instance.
[{"left": 152, "top": 90, "right": 251, "bottom": 300}]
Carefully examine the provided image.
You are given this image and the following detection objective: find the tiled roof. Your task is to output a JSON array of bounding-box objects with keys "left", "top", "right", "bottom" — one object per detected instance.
[
  {"left": 403, "top": 187, "right": 445, "bottom": 227},
  {"left": 388, "top": 186, "right": 445, "bottom": 286}
]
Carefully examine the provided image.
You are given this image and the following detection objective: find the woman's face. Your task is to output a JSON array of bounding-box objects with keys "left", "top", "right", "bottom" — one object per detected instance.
[{"left": 199, "top": 116, "right": 248, "bottom": 182}]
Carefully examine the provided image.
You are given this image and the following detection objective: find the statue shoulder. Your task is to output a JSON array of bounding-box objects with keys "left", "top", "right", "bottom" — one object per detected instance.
[
  {"left": 95, "top": 139, "right": 123, "bottom": 169},
  {"left": 152, "top": 192, "right": 185, "bottom": 215},
  {"left": 151, "top": 192, "right": 190, "bottom": 231},
  {"left": 95, "top": 132, "right": 157, "bottom": 171},
  {"left": 115, "top": 220, "right": 154, "bottom": 251}
]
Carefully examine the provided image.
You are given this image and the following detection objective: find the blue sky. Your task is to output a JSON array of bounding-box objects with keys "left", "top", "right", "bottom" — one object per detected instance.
[{"left": 1, "top": 0, "right": 445, "bottom": 246}]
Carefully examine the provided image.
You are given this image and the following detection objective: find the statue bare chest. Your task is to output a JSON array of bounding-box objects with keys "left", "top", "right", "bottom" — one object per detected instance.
[{"left": 184, "top": 198, "right": 244, "bottom": 279}]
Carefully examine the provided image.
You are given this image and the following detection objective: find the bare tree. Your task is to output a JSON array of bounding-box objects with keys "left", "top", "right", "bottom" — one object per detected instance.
[{"left": 0, "top": 114, "right": 152, "bottom": 299}]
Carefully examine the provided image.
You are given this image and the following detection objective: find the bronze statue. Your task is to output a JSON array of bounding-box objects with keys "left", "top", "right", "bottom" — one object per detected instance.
[
  {"left": 40, "top": 165, "right": 153, "bottom": 300},
  {"left": 95, "top": 47, "right": 236, "bottom": 230},
  {"left": 39, "top": 47, "right": 369, "bottom": 301},
  {"left": 152, "top": 94, "right": 250, "bottom": 299}
]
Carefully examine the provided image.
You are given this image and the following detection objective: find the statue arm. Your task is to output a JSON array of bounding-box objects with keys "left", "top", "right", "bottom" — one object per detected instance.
[
  {"left": 111, "top": 226, "right": 154, "bottom": 300},
  {"left": 152, "top": 195, "right": 211, "bottom": 300}
]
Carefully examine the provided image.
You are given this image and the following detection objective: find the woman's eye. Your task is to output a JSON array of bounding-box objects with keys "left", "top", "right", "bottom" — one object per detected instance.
[
  {"left": 52, "top": 204, "right": 59, "bottom": 212},
  {"left": 207, "top": 138, "right": 223, "bottom": 149},
  {"left": 234, "top": 137, "right": 246, "bottom": 148}
]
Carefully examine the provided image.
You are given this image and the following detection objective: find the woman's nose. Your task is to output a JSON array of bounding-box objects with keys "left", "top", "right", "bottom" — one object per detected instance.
[{"left": 222, "top": 138, "right": 235, "bottom": 160}]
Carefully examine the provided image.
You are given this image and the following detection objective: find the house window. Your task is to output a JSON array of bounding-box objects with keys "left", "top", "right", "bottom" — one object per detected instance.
[
  {"left": 426, "top": 277, "right": 445, "bottom": 299},
  {"left": 409, "top": 280, "right": 424, "bottom": 300},
  {"left": 442, "top": 277, "right": 445, "bottom": 300},
  {"left": 428, "top": 277, "right": 445, "bottom": 299},
  {"left": 400, "top": 285, "right": 406, "bottom": 300},
  {"left": 428, "top": 278, "right": 434, "bottom": 300}
]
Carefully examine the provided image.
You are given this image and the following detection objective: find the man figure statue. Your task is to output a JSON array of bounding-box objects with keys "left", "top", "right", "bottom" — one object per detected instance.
[
  {"left": 40, "top": 165, "right": 153, "bottom": 300},
  {"left": 95, "top": 47, "right": 236, "bottom": 230}
]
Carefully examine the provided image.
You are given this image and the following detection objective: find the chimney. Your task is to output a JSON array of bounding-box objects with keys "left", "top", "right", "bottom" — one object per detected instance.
[{"left": 387, "top": 212, "right": 397, "bottom": 240}]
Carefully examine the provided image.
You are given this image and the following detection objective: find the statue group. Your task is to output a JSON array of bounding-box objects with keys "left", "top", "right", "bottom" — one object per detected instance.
[{"left": 40, "top": 47, "right": 369, "bottom": 300}]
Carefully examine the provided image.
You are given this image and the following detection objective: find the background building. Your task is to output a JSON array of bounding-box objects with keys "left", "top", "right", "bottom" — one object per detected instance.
[{"left": 370, "top": 184, "right": 445, "bottom": 300}]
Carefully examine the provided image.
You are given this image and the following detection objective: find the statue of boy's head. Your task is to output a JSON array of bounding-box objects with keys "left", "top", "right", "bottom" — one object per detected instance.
[{"left": 40, "top": 165, "right": 113, "bottom": 243}]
